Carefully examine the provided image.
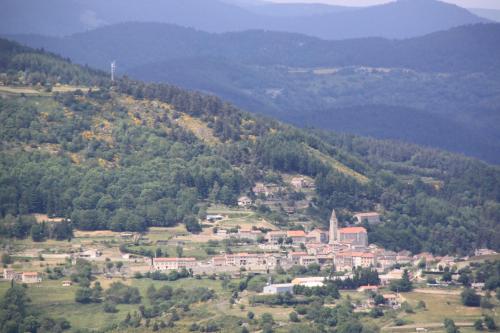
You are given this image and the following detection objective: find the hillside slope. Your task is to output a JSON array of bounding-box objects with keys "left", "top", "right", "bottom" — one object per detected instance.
[
  {"left": 9, "top": 23, "right": 500, "bottom": 163},
  {"left": 11, "top": 23, "right": 500, "bottom": 73},
  {"left": 0, "top": 0, "right": 487, "bottom": 39},
  {"left": 0, "top": 39, "right": 499, "bottom": 255}
]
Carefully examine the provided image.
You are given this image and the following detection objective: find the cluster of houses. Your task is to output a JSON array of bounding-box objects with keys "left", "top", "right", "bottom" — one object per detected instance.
[
  {"left": 261, "top": 275, "right": 402, "bottom": 310},
  {"left": 3, "top": 269, "right": 42, "bottom": 284},
  {"left": 152, "top": 209, "right": 416, "bottom": 277},
  {"left": 237, "top": 177, "right": 315, "bottom": 209}
]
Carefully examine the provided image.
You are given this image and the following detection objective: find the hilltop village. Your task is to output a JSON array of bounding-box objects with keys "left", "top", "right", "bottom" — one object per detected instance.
[
  {"left": 6, "top": 204, "right": 496, "bottom": 292},
  {"left": 3, "top": 175, "right": 497, "bottom": 289},
  {"left": 151, "top": 209, "right": 393, "bottom": 276}
]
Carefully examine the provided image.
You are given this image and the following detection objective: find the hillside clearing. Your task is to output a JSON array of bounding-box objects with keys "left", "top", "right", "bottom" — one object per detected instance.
[
  {"left": 304, "top": 145, "right": 369, "bottom": 183},
  {"left": 177, "top": 113, "right": 220, "bottom": 145}
]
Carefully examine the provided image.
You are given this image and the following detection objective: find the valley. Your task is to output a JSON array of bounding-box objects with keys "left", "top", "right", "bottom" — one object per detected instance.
[{"left": 1, "top": 1, "right": 500, "bottom": 332}]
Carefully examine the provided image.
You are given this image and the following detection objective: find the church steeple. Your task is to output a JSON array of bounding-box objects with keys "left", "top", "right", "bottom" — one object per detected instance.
[{"left": 329, "top": 209, "right": 338, "bottom": 244}]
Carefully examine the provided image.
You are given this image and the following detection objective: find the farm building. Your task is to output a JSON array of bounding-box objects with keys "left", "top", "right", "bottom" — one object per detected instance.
[{"left": 263, "top": 283, "right": 294, "bottom": 295}]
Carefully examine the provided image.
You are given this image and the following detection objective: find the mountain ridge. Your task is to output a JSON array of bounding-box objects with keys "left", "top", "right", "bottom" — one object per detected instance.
[
  {"left": 9, "top": 22, "right": 500, "bottom": 73},
  {"left": 7, "top": 23, "right": 500, "bottom": 163},
  {"left": 0, "top": 0, "right": 488, "bottom": 39}
]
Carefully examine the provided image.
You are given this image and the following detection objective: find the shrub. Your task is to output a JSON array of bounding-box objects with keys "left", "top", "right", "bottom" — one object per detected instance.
[
  {"left": 461, "top": 288, "right": 481, "bottom": 307},
  {"left": 75, "top": 287, "right": 92, "bottom": 303},
  {"left": 484, "top": 316, "right": 497, "bottom": 331},
  {"left": 295, "top": 305, "right": 308, "bottom": 315},
  {"left": 1, "top": 253, "right": 12, "bottom": 265},
  {"left": 474, "top": 319, "right": 484, "bottom": 331},
  {"left": 416, "top": 300, "right": 426, "bottom": 309},
  {"left": 289, "top": 311, "right": 300, "bottom": 322},
  {"left": 370, "top": 307, "right": 384, "bottom": 318},
  {"left": 444, "top": 318, "right": 459, "bottom": 333},
  {"left": 104, "top": 282, "right": 141, "bottom": 304},
  {"left": 103, "top": 301, "right": 118, "bottom": 313}
]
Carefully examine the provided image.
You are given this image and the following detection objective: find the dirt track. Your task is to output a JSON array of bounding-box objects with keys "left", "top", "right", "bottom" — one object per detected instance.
[
  {"left": 413, "top": 288, "right": 486, "bottom": 296},
  {"left": 383, "top": 321, "right": 473, "bottom": 331}
]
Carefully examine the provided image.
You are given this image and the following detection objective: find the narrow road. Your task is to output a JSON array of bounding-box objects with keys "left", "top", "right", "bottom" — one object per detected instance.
[
  {"left": 413, "top": 288, "right": 486, "bottom": 296},
  {"left": 412, "top": 288, "right": 461, "bottom": 295},
  {"left": 383, "top": 322, "right": 473, "bottom": 331}
]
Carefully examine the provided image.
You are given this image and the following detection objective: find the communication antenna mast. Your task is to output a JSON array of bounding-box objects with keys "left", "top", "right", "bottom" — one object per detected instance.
[{"left": 111, "top": 61, "right": 116, "bottom": 82}]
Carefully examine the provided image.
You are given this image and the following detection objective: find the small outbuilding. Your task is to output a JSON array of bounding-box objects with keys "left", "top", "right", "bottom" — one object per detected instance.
[{"left": 263, "top": 283, "right": 294, "bottom": 295}]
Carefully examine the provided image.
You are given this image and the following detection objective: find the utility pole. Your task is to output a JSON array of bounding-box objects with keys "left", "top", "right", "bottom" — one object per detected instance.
[{"left": 111, "top": 61, "right": 116, "bottom": 82}]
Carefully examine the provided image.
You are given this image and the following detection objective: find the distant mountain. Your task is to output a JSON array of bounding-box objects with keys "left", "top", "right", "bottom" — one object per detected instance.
[
  {"left": 266, "top": 0, "right": 489, "bottom": 39},
  {"left": 0, "top": 0, "right": 488, "bottom": 39},
  {"left": 239, "top": 2, "right": 355, "bottom": 17},
  {"left": 9, "top": 22, "right": 500, "bottom": 163},
  {"left": 11, "top": 23, "right": 500, "bottom": 73},
  {"left": 470, "top": 8, "right": 500, "bottom": 22},
  {"left": 0, "top": 0, "right": 263, "bottom": 36},
  {"left": 0, "top": 0, "right": 88, "bottom": 37}
]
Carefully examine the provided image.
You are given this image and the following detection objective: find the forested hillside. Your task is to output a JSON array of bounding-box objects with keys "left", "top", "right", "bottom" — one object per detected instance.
[
  {"left": 1, "top": 38, "right": 499, "bottom": 255},
  {"left": 10, "top": 23, "right": 500, "bottom": 163},
  {"left": 12, "top": 23, "right": 500, "bottom": 73}
]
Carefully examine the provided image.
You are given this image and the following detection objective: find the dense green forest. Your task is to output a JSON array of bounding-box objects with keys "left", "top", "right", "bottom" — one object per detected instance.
[
  {"left": 11, "top": 23, "right": 500, "bottom": 162},
  {"left": 0, "top": 38, "right": 499, "bottom": 255}
]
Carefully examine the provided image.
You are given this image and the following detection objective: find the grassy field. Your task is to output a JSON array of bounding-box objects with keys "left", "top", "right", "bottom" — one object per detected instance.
[
  {"left": 1, "top": 275, "right": 499, "bottom": 333},
  {"left": 0, "top": 279, "right": 136, "bottom": 331},
  {"left": 0, "top": 275, "right": 233, "bottom": 332},
  {"left": 0, "top": 85, "right": 49, "bottom": 95},
  {"left": 0, "top": 84, "right": 94, "bottom": 96},
  {"left": 398, "top": 291, "right": 499, "bottom": 326},
  {"left": 207, "top": 205, "right": 277, "bottom": 230}
]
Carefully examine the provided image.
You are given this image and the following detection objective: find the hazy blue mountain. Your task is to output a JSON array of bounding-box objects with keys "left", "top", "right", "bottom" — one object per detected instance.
[
  {"left": 270, "top": 0, "right": 489, "bottom": 39},
  {"left": 10, "top": 23, "right": 500, "bottom": 73},
  {"left": 0, "top": 0, "right": 263, "bottom": 36},
  {"left": 240, "top": 2, "right": 355, "bottom": 17},
  {"left": 0, "top": 0, "right": 488, "bottom": 39},
  {"left": 470, "top": 8, "right": 500, "bottom": 22},
  {"left": 0, "top": 0, "right": 89, "bottom": 36}
]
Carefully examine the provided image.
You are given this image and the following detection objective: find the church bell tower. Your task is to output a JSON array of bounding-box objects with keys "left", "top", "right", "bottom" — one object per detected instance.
[{"left": 329, "top": 209, "right": 338, "bottom": 244}]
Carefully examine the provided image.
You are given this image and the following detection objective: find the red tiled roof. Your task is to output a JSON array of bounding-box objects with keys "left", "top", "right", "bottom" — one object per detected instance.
[
  {"left": 336, "top": 251, "right": 374, "bottom": 258},
  {"left": 287, "top": 230, "right": 306, "bottom": 237},
  {"left": 351, "top": 252, "right": 375, "bottom": 258},
  {"left": 290, "top": 252, "right": 308, "bottom": 256},
  {"left": 359, "top": 285, "right": 378, "bottom": 289},
  {"left": 339, "top": 227, "right": 367, "bottom": 234}
]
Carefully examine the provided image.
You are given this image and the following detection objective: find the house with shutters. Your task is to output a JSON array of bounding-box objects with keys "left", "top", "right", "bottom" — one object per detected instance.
[{"left": 153, "top": 257, "right": 197, "bottom": 271}]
